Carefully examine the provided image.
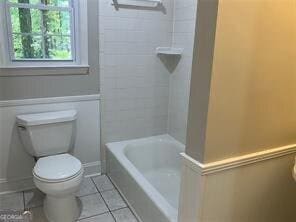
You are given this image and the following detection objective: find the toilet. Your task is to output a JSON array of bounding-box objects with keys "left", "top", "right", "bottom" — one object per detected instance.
[{"left": 16, "top": 110, "right": 84, "bottom": 222}]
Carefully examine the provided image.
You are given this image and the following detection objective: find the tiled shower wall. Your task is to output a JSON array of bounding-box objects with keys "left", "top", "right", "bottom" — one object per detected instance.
[
  {"left": 168, "top": 0, "right": 197, "bottom": 144},
  {"left": 99, "top": 0, "right": 197, "bottom": 158},
  {"left": 99, "top": 0, "right": 174, "bottom": 153}
]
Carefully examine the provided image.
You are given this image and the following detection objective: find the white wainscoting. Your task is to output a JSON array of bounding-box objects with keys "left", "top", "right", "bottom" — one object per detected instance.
[
  {"left": 179, "top": 144, "right": 296, "bottom": 222},
  {"left": 0, "top": 94, "right": 101, "bottom": 194}
]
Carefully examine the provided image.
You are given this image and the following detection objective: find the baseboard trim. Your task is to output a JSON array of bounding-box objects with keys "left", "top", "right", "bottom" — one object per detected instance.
[
  {"left": 83, "top": 161, "right": 101, "bottom": 177},
  {"left": 0, "top": 161, "right": 101, "bottom": 194},
  {"left": 0, "top": 94, "right": 100, "bottom": 107},
  {"left": 181, "top": 143, "right": 296, "bottom": 175},
  {"left": 0, "top": 177, "right": 35, "bottom": 195}
]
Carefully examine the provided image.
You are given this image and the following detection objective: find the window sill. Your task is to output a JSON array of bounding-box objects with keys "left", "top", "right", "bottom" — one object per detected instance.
[{"left": 0, "top": 65, "right": 89, "bottom": 77}]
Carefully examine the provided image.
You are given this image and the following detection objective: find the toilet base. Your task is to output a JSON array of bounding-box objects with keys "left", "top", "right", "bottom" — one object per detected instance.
[{"left": 44, "top": 194, "right": 81, "bottom": 222}]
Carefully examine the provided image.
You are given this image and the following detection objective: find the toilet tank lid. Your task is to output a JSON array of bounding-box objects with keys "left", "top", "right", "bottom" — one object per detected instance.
[{"left": 16, "top": 110, "right": 77, "bottom": 126}]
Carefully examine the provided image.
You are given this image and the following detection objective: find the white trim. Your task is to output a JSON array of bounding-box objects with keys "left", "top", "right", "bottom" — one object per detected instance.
[
  {"left": 0, "top": 1, "right": 9, "bottom": 65},
  {"left": 0, "top": 65, "right": 89, "bottom": 76},
  {"left": 82, "top": 161, "right": 101, "bottom": 178},
  {"left": 5, "top": 0, "right": 75, "bottom": 62},
  {"left": 0, "top": 0, "right": 88, "bottom": 75},
  {"left": 7, "top": 2, "right": 72, "bottom": 11},
  {"left": 180, "top": 153, "right": 204, "bottom": 174},
  {"left": 0, "top": 94, "right": 100, "bottom": 107},
  {"left": 76, "top": 0, "right": 88, "bottom": 65},
  {"left": 181, "top": 143, "right": 296, "bottom": 175},
  {"left": 0, "top": 176, "right": 35, "bottom": 195}
]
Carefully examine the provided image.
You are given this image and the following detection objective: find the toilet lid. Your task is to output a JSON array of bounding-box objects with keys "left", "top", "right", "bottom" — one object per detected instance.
[{"left": 33, "top": 154, "right": 82, "bottom": 182}]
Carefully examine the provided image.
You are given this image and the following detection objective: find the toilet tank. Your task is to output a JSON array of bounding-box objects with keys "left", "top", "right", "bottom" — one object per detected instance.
[{"left": 16, "top": 110, "right": 77, "bottom": 157}]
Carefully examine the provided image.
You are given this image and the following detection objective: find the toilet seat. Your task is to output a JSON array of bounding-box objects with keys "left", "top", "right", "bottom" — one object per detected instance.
[{"left": 33, "top": 153, "right": 82, "bottom": 183}]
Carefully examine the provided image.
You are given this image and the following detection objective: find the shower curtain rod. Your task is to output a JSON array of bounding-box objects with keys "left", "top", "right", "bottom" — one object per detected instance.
[{"left": 112, "top": 0, "right": 163, "bottom": 7}]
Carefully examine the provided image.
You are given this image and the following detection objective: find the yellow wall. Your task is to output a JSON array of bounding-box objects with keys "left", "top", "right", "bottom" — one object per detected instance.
[{"left": 205, "top": 0, "right": 296, "bottom": 162}]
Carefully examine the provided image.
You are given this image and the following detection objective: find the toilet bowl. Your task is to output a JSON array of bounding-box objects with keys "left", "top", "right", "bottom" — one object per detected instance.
[
  {"left": 33, "top": 154, "right": 84, "bottom": 222},
  {"left": 16, "top": 110, "right": 83, "bottom": 222}
]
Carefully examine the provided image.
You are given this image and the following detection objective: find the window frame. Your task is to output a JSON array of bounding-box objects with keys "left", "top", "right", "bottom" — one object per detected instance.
[
  {"left": 0, "top": 0, "right": 89, "bottom": 75},
  {"left": 5, "top": 0, "right": 76, "bottom": 62}
]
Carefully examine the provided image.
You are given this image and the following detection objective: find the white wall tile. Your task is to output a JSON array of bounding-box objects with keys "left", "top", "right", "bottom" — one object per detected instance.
[
  {"left": 100, "top": 0, "right": 197, "bottom": 148},
  {"left": 168, "top": 0, "right": 197, "bottom": 144},
  {"left": 99, "top": 0, "right": 173, "bottom": 148}
]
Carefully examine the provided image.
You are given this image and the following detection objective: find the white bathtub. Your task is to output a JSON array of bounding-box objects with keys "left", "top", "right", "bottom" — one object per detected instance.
[{"left": 106, "top": 135, "right": 185, "bottom": 222}]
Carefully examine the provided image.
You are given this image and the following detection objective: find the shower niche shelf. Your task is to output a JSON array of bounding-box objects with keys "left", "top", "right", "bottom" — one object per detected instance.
[{"left": 156, "top": 47, "right": 183, "bottom": 56}]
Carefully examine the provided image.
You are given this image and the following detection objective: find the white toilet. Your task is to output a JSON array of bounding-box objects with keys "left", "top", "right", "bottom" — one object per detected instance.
[{"left": 16, "top": 110, "right": 84, "bottom": 222}]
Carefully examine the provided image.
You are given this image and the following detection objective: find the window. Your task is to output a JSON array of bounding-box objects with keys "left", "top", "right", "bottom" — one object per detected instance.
[
  {"left": 6, "top": 0, "right": 75, "bottom": 61},
  {"left": 0, "top": 0, "right": 89, "bottom": 75}
]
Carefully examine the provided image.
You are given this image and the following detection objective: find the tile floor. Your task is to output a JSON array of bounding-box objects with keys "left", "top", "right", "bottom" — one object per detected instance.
[{"left": 0, "top": 175, "right": 138, "bottom": 222}]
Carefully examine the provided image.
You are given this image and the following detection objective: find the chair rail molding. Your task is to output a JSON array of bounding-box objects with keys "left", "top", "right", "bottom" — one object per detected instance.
[{"left": 181, "top": 143, "right": 296, "bottom": 175}]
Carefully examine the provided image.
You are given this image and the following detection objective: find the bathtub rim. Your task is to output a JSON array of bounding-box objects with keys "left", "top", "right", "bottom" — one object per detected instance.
[{"left": 106, "top": 134, "right": 184, "bottom": 222}]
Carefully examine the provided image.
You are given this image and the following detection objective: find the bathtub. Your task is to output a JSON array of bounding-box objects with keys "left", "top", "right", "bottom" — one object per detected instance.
[{"left": 106, "top": 135, "right": 185, "bottom": 222}]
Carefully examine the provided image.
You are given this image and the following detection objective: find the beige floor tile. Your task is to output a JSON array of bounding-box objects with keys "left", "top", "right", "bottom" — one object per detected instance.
[
  {"left": 24, "top": 189, "right": 45, "bottom": 209},
  {"left": 112, "top": 208, "right": 138, "bottom": 222},
  {"left": 92, "top": 175, "right": 114, "bottom": 192},
  {"left": 79, "top": 194, "right": 109, "bottom": 219},
  {"left": 77, "top": 177, "right": 98, "bottom": 197},
  {"left": 0, "top": 192, "right": 24, "bottom": 210},
  {"left": 101, "top": 189, "right": 127, "bottom": 211},
  {"left": 78, "top": 212, "right": 115, "bottom": 222}
]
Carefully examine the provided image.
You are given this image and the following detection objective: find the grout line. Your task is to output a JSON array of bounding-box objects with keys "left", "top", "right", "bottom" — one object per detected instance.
[
  {"left": 171, "top": 0, "right": 176, "bottom": 45},
  {"left": 98, "top": 189, "right": 117, "bottom": 221},
  {"left": 105, "top": 176, "right": 129, "bottom": 206},
  {"left": 76, "top": 211, "right": 112, "bottom": 221},
  {"left": 77, "top": 182, "right": 110, "bottom": 221},
  {"left": 77, "top": 192, "right": 99, "bottom": 198},
  {"left": 22, "top": 191, "right": 25, "bottom": 211},
  {"left": 110, "top": 208, "right": 130, "bottom": 221},
  {"left": 2, "top": 176, "right": 135, "bottom": 222},
  {"left": 90, "top": 176, "right": 117, "bottom": 221},
  {"left": 110, "top": 206, "right": 129, "bottom": 213},
  {"left": 110, "top": 206, "right": 140, "bottom": 222},
  {"left": 109, "top": 211, "right": 117, "bottom": 222},
  {"left": 78, "top": 175, "right": 110, "bottom": 198},
  {"left": 111, "top": 207, "right": 129, "bottom": 213},
  {"left": 98, "top": 188, "right": 115, "bottom": 192},
  {"left": 105, "top": 175, "right": 139, "bottom": 222},
  {"left": 91, "top": 175, "right": 135, "bottom": 221},
  {"left": 90, "top": 175, "right": 116, "bottom": 193}
]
